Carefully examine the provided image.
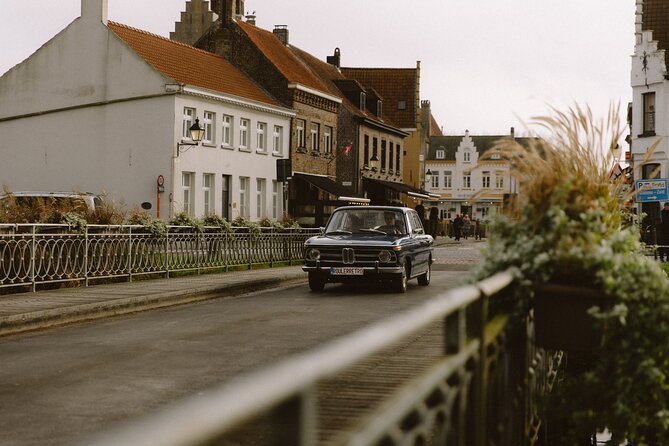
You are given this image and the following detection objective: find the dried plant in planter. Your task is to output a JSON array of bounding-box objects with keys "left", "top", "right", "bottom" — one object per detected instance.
[{"left": 475, "top": 104, "right": 669, "bottom": 445}]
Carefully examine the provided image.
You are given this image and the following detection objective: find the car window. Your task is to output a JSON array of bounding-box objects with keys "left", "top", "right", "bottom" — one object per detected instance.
[{"left": 325, "top": 209, "right": 406, "bottom": 234}]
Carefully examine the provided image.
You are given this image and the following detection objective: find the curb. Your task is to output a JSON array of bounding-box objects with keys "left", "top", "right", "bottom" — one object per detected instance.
[{"left": 0, "top": 273, "right": 307, "bottom": 337}]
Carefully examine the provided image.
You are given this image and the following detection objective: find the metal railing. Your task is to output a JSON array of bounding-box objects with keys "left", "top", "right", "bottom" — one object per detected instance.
[
  {"left": 0, "top": 224, "right": 320, "bottom": 292},
  {"left": 84, "top": 269, "right": 561, "bottom": 446}
]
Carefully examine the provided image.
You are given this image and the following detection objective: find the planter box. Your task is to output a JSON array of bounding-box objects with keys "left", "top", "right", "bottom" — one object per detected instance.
[{"left": 533, "top": 283, "right": 613, "bottom": 353}]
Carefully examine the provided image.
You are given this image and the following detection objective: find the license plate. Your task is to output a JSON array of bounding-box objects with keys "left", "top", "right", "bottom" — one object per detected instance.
[{"left": 330, "top": 267, "right": 364, "bottom": 275}]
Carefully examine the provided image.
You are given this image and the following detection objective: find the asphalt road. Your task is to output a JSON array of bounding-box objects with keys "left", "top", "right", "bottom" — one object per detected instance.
[{"left": 0, "top": 267, "right": 475, "bottom": 446}]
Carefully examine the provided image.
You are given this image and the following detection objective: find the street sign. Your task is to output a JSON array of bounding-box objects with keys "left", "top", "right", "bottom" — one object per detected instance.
[{"left": 635, "top": 179, "right": 669, "bottom": 202}]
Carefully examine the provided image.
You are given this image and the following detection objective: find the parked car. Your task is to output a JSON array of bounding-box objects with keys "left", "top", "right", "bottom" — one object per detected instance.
[
  {"left": 0, "top": 191, "right": 102, "bottom": 213},
  {"left": 302, "top": 206, "right": 434, "bottom": 293}
]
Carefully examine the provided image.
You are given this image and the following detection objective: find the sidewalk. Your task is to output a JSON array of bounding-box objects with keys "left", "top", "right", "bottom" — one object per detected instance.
[{"left": 0, "top": 266, "right": 306, "bottom": 337}]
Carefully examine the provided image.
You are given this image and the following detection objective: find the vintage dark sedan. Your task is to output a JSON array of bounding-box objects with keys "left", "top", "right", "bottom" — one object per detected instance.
[{"left": 302, "top": 206, "right": 433, "bottom": 293}]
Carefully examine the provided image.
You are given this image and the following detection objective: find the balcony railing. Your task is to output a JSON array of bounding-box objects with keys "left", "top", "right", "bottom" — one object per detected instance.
[
  {"left": 0, "top": 224, "right": 320, "bottom": 292},
  {"left": 83, "top": 269, "right": 562, "bottom": 446}
]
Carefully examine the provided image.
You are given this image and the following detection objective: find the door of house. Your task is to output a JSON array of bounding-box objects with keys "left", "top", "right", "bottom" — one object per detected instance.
[{"left": 221, "top": 174, "right": 231, "bottom": 220}]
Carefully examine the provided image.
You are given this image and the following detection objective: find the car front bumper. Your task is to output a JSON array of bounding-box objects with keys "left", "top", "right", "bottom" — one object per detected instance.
[{"left": 302, "top": 261, "right": 403, "bottom": 279}]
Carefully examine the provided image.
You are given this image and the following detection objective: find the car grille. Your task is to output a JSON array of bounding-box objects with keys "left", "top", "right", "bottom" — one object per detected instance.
[{"left": 312, "top": 246, "right": 394, "bottom": 265}]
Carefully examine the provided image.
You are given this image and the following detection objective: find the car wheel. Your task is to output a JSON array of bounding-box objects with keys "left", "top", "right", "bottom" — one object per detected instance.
[
  {"left": 417, "top": 257, "right": 431, "bottom": 286},
  {"left": 308, "top": 272, "right": 325, "bottom": 292},
  {"left": 394, "top": 259, "right": 409, "bottom": 293}
]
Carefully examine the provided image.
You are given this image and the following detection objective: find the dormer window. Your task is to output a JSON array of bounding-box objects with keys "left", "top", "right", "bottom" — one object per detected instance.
[
  {"left": 376, "top": 100, "right": 382, "bottom": 117},
  {"left": 464, "top": 151, "right": 471, "bottom": 162},
  {"left": 398, "top": 100, "right": 407, "bottom": 110},
  {"left": 360, "top": 92, "right": 366, "bottom": 111},
  {"left": 436, "top": 149, "right": 445, "bottom": 159}
]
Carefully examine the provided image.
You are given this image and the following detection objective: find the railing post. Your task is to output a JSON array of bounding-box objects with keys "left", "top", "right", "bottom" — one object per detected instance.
[
  {"left": 165, "top": 228, "right": 170, "bottom": 279},
  {"left": 473, "top": 292, "right": 489, "bottom": 446},
  {"left": 127, "top": 226, "right": 133, "bottom": 282},
  {"left": 30, "top": 225, "right": 36, "bottom": 293},
  {"left": 196, "top": 227, "right": 201, "bottom": 275},
  {"left": 265, "top": 386, "right": 318, "bottom": 446},
  {"left": 224, "top": 229, "right": 229, "bottom": 272},
  {"left": 84, "top": 225, "right": 89, "bottom": 287},
  {"left": 445, "top": 308, "right": 466, "bottom": 445},
  {"left": 247, "top": 228, "right": 252, "bottom": 270}
]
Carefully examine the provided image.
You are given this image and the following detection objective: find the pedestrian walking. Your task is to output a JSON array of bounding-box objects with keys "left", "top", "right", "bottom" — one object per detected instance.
[
  {"left": 462, "top": 214, "right": 471, "bottom": 239},
  {"left": 659, "top": 202, "right": 669, "bottom": 261},
  {"left": 428, "top": 206, "right": 439, "bottom": 239},
  {"left": 453, "top": 214, "right": 463, "bottom": 241}
]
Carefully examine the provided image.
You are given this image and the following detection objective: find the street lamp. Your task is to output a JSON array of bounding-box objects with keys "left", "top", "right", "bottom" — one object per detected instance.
[
  {"left": 369, "top": 153, "right": 380, "bottom": 172},
  {"left": 177, "top": 118, "right": 205, "bottom": 156},
  {"left": 425, "top": 169, "right": 433, "bottom": 185}
]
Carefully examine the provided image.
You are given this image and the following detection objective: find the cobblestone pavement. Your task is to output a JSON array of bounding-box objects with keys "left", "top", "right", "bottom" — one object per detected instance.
[{"left": 432, "top": 237, "right": 486, "bottom": 268}]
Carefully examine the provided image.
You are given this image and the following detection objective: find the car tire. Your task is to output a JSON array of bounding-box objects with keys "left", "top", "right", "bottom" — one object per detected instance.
[
  {"left": 308, "top": 272, "right": 325, "bottom": 292},
  {"left": 417, "top": 257, "right": 431, "bottom": 286},
  {"left": 394, "top": 259, "right": 409, "bottom": 293}
]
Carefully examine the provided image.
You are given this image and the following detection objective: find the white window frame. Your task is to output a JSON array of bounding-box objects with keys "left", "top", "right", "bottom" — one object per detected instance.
[
  {"left": 324, "top": 126, "right": 333, "bottom": 155},
  {"left": 182, "top": 172, "right": 194, "bottom": 215},
  {"left": 256, "top": 178, "right": 266, "bottom": 219},
  {"left": 436, "top": 149, "right": 445, "bottom": 159},
  {"left": 239, "top": 177, "right": 250, "bottom": 218},
  {"left": 203, "top": 173, "right": 214, "bottom": 215},
  {"left": 239, "top": 118, "right": 250, "bottom": 150},
  {"left": 495, "top": 172, "right": 504, "bottom": 189},
  {"left": 444, "top": 171, "right": 452, "bottom": 188},
  {"left": 272, "top": 180, "right": 279, "bottom": 219},
  {"left": 296, "top": 119, "right": 305, "bottom": 149},
  {"left": 310, "top": 122, "right": 319, "bottom": 152},
  {"left": 222, "top": 114, "right": 233, "bottom": 148},
  {"left": 463, "top": 173, "right": 471, "bottom": 189},
  {"left": 463, "top": 151, "right": 471, "bottom": 162},
  {"left": 273, "top": 126, "right": 283, "bottom": 155},
  {"left": 182, "top": 107, "right": 195, "bottom": 140},
  {"left": 203, "top": 111, "right": 215, "bottom": 145},
  {"left": 257, "top": 122, "right": 267, "bottom": 152},
  {"left": 431, "top": 171, "right": 440, "bottom": 188},
  {"left": 482, "top": 171, "right": 491, "bottom": 189}
]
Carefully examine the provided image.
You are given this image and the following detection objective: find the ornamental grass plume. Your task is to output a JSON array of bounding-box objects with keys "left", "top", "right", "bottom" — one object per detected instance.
[{"left": 476, "top": 104, "right": 669, "bottom": 445}]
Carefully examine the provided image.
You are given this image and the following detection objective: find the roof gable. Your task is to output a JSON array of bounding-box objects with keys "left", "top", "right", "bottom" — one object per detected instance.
[
  {"left": 341, "top": 67, "right": 418, "bottom": 129},
  {"left": 643, "top": 0, "right": 669, "bottom": 66},
  {"left": 108, "top": 21, "right": 278, "bottom": 106},
  {"left": 236, "top": 21, "right": 330, "bottom": 94}
]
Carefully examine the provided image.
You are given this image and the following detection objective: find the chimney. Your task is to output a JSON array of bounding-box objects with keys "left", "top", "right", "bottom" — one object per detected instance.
[
  {"left": 245, "top": 12, "right": 256, "bottom": 25},
  {"left": 81, "top": 0, "right": 108, "bottom": 25},
  {"left": 635, "top": 0, "right": 643, "bottom": 45},
  {"left": 510, "top": 126, "right": 515, "bottom": 138},
  {"left": 273, "top": 25, "right": 289, "bottom": 45},
  {"left": 326, "top": 48, "right": 341, "bottom": 68}
]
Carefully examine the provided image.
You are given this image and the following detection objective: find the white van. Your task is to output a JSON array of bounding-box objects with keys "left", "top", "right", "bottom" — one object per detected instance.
[{"left": 0, "top": 191, "right": 102, "bottom": 212}]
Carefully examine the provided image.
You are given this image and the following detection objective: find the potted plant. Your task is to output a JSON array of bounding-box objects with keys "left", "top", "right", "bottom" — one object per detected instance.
[{"left": 475, "top": 104, "right": 669, "bottom": 445}]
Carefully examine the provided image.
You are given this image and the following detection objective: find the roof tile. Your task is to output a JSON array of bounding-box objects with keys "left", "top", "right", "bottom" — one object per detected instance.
[{"left": 108, "top": 21, "right": 278, "bottom": 106}]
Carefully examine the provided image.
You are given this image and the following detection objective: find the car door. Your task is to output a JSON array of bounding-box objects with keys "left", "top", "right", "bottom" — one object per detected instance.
[{"left": 407, "top": 210, "right": 431, "bottom": 276}]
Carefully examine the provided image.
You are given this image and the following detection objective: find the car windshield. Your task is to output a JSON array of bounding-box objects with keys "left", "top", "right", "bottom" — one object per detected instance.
[{"left": 325, "top": 209, "right": 406, "bottom": 235}]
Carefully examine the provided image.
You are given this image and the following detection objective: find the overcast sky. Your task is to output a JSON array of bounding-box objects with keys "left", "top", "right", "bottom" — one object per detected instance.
[{"left": 1, "top": 0, "right": 635, "bottom": 136}]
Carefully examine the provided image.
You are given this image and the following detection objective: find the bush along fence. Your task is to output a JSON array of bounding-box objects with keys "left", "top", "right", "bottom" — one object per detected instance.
[{"left": 0, "top": 223, "right": 320, "bottom": 293}]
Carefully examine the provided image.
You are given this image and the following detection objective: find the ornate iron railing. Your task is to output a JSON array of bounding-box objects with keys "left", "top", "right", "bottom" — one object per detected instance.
[
  {"left": 84, "top": 269, "right": 561, "bottom": 446},
  {"left": 0, "top": 224, "right": 320, "bottom": 292}
]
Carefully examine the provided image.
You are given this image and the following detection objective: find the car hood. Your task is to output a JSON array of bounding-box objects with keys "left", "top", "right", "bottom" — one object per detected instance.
[{"left": 304, "top": 234, "right": 405, "bottom": 247}]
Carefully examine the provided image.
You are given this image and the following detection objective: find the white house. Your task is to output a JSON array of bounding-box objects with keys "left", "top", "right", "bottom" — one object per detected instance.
[
  {"left": 425, "top": 130, "right": 525, "bottom": 221},
  {"left": 0, "top": 0, "right": 294, "bottom": 220},
  {"left": 629, "top": 0, "right": 669, "bottom": 225}
]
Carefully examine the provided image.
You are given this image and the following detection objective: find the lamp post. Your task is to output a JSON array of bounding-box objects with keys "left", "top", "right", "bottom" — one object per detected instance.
[
  {"left": 425, "top": 169, "right": 433, "bottom": 186},
  {"left": 177, "top": 118, "right": 205, "bottom": 156},
  {"left": 369, "top": 153, "right": 380, "bottom": 172}
]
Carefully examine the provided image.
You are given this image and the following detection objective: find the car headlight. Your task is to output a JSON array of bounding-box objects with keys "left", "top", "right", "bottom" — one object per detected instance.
[
  {"left": 378, "top": 250, "right": 394, "bottom": 263},
  {"left": 306, "top": 248, "right": 321, "bottom": 261}
]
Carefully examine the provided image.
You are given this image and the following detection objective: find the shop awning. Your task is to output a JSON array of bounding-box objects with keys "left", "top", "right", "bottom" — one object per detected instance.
[
  {"left": 363, "top": 177, "right": 438, "bottom": 200},
  {"left": 294, "top": 173, "right": 370, "bottom": 204}
]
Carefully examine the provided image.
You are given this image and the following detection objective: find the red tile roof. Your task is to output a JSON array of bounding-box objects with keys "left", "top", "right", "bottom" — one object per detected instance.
[
  {"left": 643, "top": 0, "right": 669, "bottom": 65},
  {"left": 340, "top": 67, "right": 418, "bottom": 129},
  {"left": 430, "top": 113, "right": 443, "bottom": 137},
  {"left": 108, "top": 21, "right": 278, "bottom": 106},
  {"left": 236, "top": 21, "right": 331, "bottom": 94}
]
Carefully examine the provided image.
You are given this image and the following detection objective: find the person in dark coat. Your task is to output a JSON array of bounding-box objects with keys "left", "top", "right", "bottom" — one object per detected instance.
[
  {"left": 659, "top": 202, "right": 669, "bottom": 261},
  {"left": 428, "top": 207, "right": 439, "bottom": 238},
  {"left": 453, "top": 214, "right": 463, "bottom": 241}
]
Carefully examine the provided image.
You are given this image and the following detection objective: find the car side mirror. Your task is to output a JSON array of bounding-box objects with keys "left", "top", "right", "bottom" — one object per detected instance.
[{"left": 414, "top": 228, "right": 424, "bottom": 234}]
